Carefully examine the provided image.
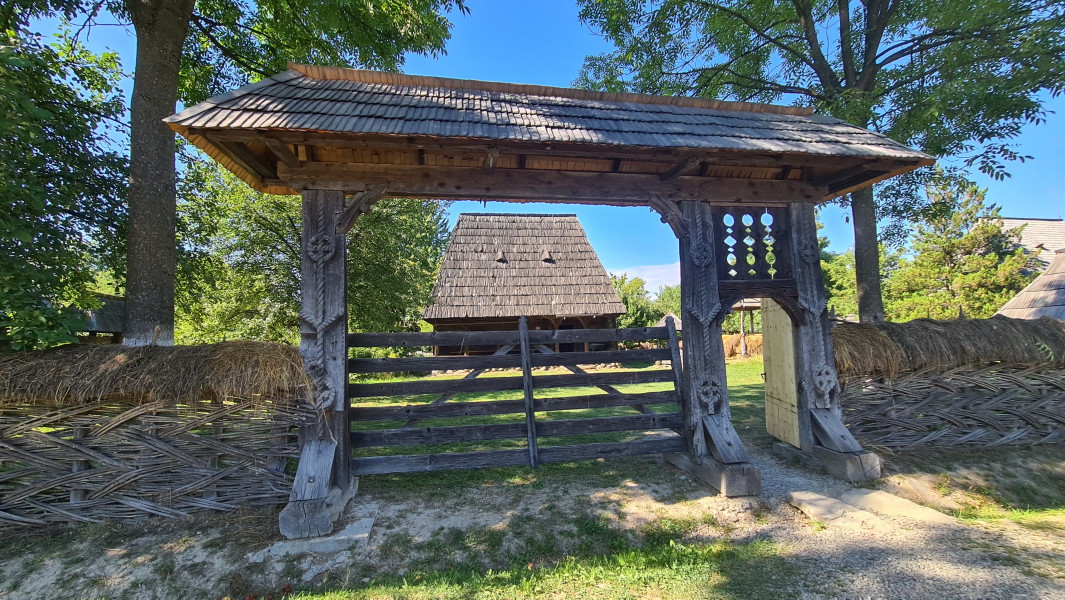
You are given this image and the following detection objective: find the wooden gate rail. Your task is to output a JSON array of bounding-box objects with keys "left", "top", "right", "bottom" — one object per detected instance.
[{"left": 346, "top": 318, "right": 685, "bottom": 475}]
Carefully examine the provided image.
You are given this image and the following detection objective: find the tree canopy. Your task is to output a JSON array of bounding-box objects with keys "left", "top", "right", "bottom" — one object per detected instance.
[
  {"left": 0, "top": 18, "right": 127, "bottom": 350},
  {"left": 176, "top": 157, "right": 450, "bottom": 344},
  {"left": 886, "top": 178, "right": 1034, "bottom": 320},
  {"left": 577, "top": 0, "right": 1065, "bottom": 321}
]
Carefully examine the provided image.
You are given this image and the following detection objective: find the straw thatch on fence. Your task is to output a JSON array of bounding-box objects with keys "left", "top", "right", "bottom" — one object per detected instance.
[
  {"left": 833, "top": 316, "right": 1065, "bottom": 380},
  {"left": 0, "top": 342, "right": 312, "bottom": 526},
  {"left": 834, "top": 316, "right": 1065, "bottom": 450},
  {"left": 0, "top": 340, "right": 309, "bottom": 407}
]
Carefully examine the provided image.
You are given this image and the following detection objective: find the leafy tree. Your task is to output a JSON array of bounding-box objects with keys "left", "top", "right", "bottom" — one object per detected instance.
[
  {"left": 176, "top": 157, "right": 450, "bottom": 344},
  {"left": 577, "top": 0, "right": 1065, "bottom": 322},
  {"left": 611, "top": 275, "right": 662, "bottom": 328},
  {"left": 19, "top": 0, "right": 468, "bottom": 345},
  {"left": 651, "top": 284, "right": 682, "bottom": 317},
  {"left": 0, "top": 21, "right": 127, "bottom": 350},
  {"left": 885, "top": 178, "right": 1033, "bottom": 320}
]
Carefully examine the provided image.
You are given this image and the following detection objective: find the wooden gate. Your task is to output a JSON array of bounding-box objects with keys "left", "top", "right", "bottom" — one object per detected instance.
[{"left": 345, "top": 318, "right": 685, "bottom": 474}]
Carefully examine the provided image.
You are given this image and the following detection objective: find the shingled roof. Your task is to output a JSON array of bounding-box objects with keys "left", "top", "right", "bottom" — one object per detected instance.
[
  {"left": 1000, "top": 217, "right": 1065, "bottom": 268},
  {"left": 423, "top": 214, "right": 625, "bottom": 321},
  {"left": 165, "top": 64, "right": 932, "bottom": 198},
  {"left": 998, "top": 249, "right": 1065, "bottom": 321}
]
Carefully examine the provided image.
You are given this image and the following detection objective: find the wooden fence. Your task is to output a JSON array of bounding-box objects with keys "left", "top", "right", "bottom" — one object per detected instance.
[{"left": 346, "top": 318, "right": 686, "bottom": 474}]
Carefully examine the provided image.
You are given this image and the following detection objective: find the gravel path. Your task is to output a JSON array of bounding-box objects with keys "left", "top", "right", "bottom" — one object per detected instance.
[{"left": 729, "top": 448, "right": 1065, "bottom": 600}]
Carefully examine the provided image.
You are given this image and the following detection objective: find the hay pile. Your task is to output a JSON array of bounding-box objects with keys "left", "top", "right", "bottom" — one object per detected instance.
[
  {"left": 833, "top": 316, "right": 1065, "bottom": 379},
  {"left": 723, "top": 333, "right": 764, "bottom": 358},
  {"left": 0, "top": 341, "right": 310, "bottom": 407}
]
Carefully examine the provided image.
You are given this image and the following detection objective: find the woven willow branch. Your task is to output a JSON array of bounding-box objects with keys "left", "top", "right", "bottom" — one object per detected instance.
[
  {"left": 842, "top": 364, "right": 1065, "bottom": 450},
  {"left": 0, "top": 393, "right": 313, "bottom": 526}
]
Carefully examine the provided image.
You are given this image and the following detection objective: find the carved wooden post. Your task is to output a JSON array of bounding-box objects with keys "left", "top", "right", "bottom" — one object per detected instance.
[
  {"left": 279, "top": 189, "right": 356, "bottom": 539},
  {"left": 663, "top": 200, "right": 760, "bottom": 496},
  {"left": 787, "top": 202, "right": 880, "bottom": 481}
]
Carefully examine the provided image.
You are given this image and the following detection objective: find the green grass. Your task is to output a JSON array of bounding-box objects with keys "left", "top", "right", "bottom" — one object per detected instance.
[{"left": 293, "top": 539, "right": 792, "bottom": 600}]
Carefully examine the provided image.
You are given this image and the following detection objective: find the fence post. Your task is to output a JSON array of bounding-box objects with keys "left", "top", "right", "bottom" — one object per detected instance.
[{"left": 518, "top": 316, "right": 540, "bottom": 468}]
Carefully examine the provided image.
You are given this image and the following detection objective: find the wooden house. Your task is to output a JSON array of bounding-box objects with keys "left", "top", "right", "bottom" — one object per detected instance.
[{"left": 422, "top": 213, "right": 625, "bottom": 354}]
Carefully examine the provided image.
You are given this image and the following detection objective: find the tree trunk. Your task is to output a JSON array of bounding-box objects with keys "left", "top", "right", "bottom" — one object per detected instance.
[
  {"left": 123, "top": 0, "right": 196, "bottom": 346},
  {"left": 851, "top": 186, "right": 886, "bottom": 323}
]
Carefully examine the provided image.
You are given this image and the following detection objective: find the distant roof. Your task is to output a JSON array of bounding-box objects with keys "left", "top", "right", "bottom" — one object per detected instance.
[
  {"left": 423, "top": 214, "right": 625, "bottom": 321},
  {"left": 165, "top": 63, "right": 931, "bottom": 198},
  {"left": 1000, "top": 218, "right": 1065, "bottom": 267},
  {"left": 81, "top": 294, "right": 124, "bottom": 334},
  {"left": 998, "top": 249, "right": 1065, "bottom": 321}
]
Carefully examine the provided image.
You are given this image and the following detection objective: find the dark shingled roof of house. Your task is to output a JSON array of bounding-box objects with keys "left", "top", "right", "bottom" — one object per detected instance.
[
  {"left": 1000, "top": 217, "right": 1065, "bottom": 268},
  {"left": 998, "top": 249, "right": 1065, "bottom": 321},
  {"left": 423, "top": 214, "right": 625, "bottom": 321},
  {"left": 167, "top": 65, "right": 927, "bottom": 159}
]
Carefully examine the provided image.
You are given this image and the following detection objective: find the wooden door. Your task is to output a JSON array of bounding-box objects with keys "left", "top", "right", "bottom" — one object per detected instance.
[{"left": 761, "top": 299, "right": 801, "bottom": 447}]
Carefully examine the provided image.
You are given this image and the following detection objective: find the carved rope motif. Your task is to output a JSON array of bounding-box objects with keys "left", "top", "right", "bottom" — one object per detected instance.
[{"left": 300, "top": 200, "right": 345, "bottom": 415}]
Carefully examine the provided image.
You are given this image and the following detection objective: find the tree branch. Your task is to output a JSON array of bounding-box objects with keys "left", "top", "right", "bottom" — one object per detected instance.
[
  {"left": 838, "top": 0, "right": 857, "bottom": 86},
  {"left": 790, "top": 0, "right": 842, "bottom": 91},
  {"left": 190, "top": 16, "right": 270, "bottom": 78},
  {"left": 690, "top": 0, "right": 819, "bottom": 72}
]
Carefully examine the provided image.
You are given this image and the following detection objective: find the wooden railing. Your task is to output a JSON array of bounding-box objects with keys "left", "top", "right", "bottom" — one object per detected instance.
[{"left": 345, "top": 317, "right": 685, "bottom": 475}]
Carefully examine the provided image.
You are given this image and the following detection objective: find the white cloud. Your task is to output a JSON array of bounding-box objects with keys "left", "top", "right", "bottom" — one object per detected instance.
[{"left": 610, "top": 262, "right": 680, "bottom": 296}]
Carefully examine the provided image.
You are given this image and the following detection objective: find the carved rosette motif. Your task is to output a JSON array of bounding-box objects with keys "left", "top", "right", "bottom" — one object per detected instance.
[{"left": 811, "top": 363, "right": 838, "bottom": 409}]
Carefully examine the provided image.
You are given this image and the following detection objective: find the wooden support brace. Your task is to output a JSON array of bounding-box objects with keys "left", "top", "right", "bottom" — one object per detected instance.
[
  {"left": 810, "top": 408, "right": 863, "bottom": 453},
  {"left": 660, "top": 156, "right": 701, "bottom": 181},
  {"left": 335, "top": 184, "right": 387, "bottom": 234},
  {"left": 265, "top": 137, "right": 301, "bottom": 169},
  {"left": 518, "top": 317, "right": 540, "bottom": 467},
  {"left": 702, "top": 415, "right": 749, "bottom": 464}
]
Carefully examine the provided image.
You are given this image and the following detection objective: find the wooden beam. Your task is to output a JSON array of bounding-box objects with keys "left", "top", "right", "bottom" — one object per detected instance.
[
  {"left": 264, "top": 138, "right": 301, "bottom": 169},
  {"left": 206, "top": 136, "right": 276, "bottom": 180},
  {"left": 276, "top": 162, "right": 826, "bottom": 205},
  {"left": 335, "top": 183, "right": 387, "bottom": 234},
  {"left": 660, "top": 156, "right": 701, "bottom": 181},
  {"left": 196, "top": 128, "right": 920, "bottom": 171}
]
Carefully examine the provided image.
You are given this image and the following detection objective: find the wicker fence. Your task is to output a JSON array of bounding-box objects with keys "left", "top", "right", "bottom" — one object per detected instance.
[
  {"left": 842, "top": 364, "right": 1065, "bottom": 450},
  {"left": 0, "top": 342, "right": 314, "bottom": 526}
]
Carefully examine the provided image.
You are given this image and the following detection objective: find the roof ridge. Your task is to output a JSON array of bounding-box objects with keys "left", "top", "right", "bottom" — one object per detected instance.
[{"left": 287, "top": 62, "right": 815, "bottom": 117}]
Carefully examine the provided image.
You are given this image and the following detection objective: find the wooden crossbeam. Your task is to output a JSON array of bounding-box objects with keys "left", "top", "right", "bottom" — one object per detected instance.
[{"left": 276, "top": 161, "right": 826, "bottom": 205}]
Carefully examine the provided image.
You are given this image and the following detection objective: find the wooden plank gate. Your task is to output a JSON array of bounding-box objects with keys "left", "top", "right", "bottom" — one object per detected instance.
[{"left": 345, "top": 317, "right": 686, "bottom": 474}]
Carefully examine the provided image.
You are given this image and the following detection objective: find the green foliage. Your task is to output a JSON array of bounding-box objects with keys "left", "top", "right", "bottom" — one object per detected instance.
[
  {"left": 886, "top": 178, "right": 1034, "bottom": 320},
  {"left": 651, "top": 284, "right": 680, "bottom": 317},
  {"left": 610, "top": 275, "right": 662, "bottom": 328},
  {"left": 178, "top": 0, "right": 468, "bottom": 105},
  {"left": 822, "top": 246, "right": 901, "bottom": 319},
  {"left": 577, "top": 0, "right": 1065, "bottom": 179},
  {"left": 0, "top": 26, "right": 127, "bottom": 350},
  {"left": 175, "top": 156, "right": 449, "bottom": 343}
]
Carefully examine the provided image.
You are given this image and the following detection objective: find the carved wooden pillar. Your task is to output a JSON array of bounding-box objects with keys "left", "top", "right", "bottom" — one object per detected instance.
[
  {"left": 787, "top": 202, "right": 880, "bottom": 481},
  {"left": 279, "top": 189, "right": 356, "bottom": 539},
  {"left": 666, "top": 200, "right": 760, "bottom": 496}
]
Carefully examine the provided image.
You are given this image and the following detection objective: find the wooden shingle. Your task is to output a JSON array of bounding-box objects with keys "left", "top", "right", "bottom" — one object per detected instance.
[{"left": 423, "top": 214, "right": 626, "bottom": 321}]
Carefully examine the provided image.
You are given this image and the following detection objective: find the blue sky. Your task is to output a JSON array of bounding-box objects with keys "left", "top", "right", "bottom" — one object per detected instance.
[{"left": 41, "top": 0, "right": 1065, "bottom": 293}]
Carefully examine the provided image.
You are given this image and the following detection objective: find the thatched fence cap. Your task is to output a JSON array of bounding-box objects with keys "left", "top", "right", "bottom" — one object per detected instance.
[
  {"left": 834, "top": 316, "right": 1065, "bottom": 379},
  {"left": 0, "top": 341, "right": 309, "bottom": 407}
]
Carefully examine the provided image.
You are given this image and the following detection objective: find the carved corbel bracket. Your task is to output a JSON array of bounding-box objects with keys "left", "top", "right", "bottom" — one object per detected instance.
[{"left": 335, "top": 184, "right": 388, "bottom": 234}]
